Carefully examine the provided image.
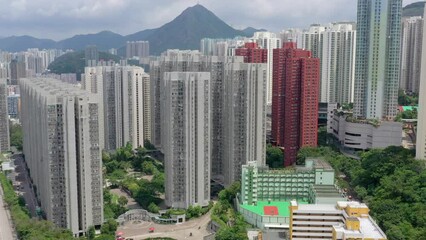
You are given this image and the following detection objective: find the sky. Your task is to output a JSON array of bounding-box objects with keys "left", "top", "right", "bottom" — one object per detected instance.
[{"left": 0, "top": 0, "right": 421, "bottom": 40}]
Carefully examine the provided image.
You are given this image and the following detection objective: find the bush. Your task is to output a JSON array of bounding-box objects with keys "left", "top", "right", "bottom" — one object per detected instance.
[{"left": 148, "top": 202, "right": 160, "bottom": 213}]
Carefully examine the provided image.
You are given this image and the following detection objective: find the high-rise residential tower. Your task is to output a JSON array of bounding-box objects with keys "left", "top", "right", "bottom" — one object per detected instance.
[
  {"left": 302, "top": 25, "right": 326, "bottom": 59},
  {"left": 20, "top": 78, "right": 103, "bottom": 237},
  {"left": 252, "top": 32, "right": 282, "bottom": 105},
  {"left": 321, "top": 23, "right": 357, "bottom": 104},
  {"left": 400, "top": 16, "right": 424, "bottom": 93},
  {"left": 0, "top": 79, "right": 10, "bottom": 152},
  {"left": 235, "top": 42, "right": 268, "bottom": 63},
  {"left": 152, "top": 52, "right": 267, "bottom": 189},
  {"left": 222, "top": 62, "right": 267, "bottom": 185},
  {"left": 150, "top": 50, "right": 202, "bottom": 149},
  {"left": 126, "top": 41, "right": 150, "bottom": 59},
  {"left": 272, "top": 43, "right": 320, "bottom": 166},
  {"left": 162, "top": 72, "right": 211, "bottom": 209},
  {"left": 354, "top": 0, "right": 402, "bottom": 120},
  {"left": 82, "top": 65, "right": 151, "bottom": 150},
  {"left": 416, "top": 7, "right": 426, "bottom": 160},
  {"left": 85, "top": 45, "right": 99, "bottom": 67}
]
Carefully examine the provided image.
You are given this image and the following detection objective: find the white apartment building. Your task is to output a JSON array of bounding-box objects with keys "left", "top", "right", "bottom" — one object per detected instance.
[
  {"left": 20, "top": 78, "right": 103, "bottom": 237},
  {"left": 162, "top": 72, "right": 211, "bottom": 209},
  {"left": 302, "top": 23, "right": 356, "bottom": 104},
  {"left": 150, "top": 50, "right": 203, "bottom": 149},
  {"left": 82, "top": 65, "right": 151, "bottom": 150},
  {"left": 354, "top": 0, "right": 402, "bottom": 120},
  {"left": 400, "top": 16, "right": 424, "bottom": 93},
  {"left": 126, "top": 41, "right": 150, "bottom": 59},
  {"left": 416, "top": 7, "right": 426, "bottom": 160},
  {"left": 222, "top": 62, "right": 267, "bottom": 185},
  {"left": 321, "top": 23, "right": 356, "bottom": 104},
  {"left": 0, "top": 79, "right": 10, "bottom": 152},
  {"left": 302, "top": 24, "right": 326, "bottom": 59},
  {"left": 252, "top": 32, "right": 281, "bottom": 105}
]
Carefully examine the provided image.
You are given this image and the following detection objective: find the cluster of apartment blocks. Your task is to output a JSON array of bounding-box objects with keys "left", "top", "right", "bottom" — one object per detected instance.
[
  {"left": 20, "top": 78, "right": 103, "bottom": 236},
  {"left": 150, "top": 50, "right": 267, "bottom": 208}
]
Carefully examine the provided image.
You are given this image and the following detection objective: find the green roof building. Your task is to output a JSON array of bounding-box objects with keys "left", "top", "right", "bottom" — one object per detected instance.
[
  {"left": 241, "top": 158, "right": 336, "bottom": 205},
  {"left": 237, "top": 158, "right": 346, "bottom": 230}
]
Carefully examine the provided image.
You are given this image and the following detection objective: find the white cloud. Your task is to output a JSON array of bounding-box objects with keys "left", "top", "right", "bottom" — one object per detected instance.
[{"left": 0, "top": 0, "right": 421, "bottom": 40}]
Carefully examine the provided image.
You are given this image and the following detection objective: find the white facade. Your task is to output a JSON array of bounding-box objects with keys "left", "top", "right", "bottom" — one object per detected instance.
[
  {"left": 82, "top": 65, "right": 151, "bottom": 150},
  {"left": 0, "top": 79, "right": 9, "bottom": 152},
  {"left": 400, "top": 16, "right": 424, "bottom": 93},
  {"left": 332, "top": 113, "right": 402, "bottom": 150},
  {"left": 354, "top": 0, "right": 402, "bottom": 120},
  {"left": 150, "top": 50, "right": 203, "bottom": 149},
  {"left": 162, "top": 72, "right": 211, "bottom": 209},
  {"left": 280, "top": 28, "right": 303, "bottom": 48},
  {"left": 321, "top": 23, "right": 357, "bottom": 104},
  {"left": 416, "top": 7, "right": 426, "bottom": 160},
  {"left": 126, "top": 41, "right": 150, "bottom": 59},
  {"left": 327, "top": 103, "right": 339, "bottom": 134},
  {"left": 302, "top": 23, "right": 356, "bottom": 104},
  {"left": 252, "top": 32, "right": 281, "bottom": 105},
  {"left": 290, "top": 201, "right": 387, "bottom": 240},
  {"left": 20, "top": 78, "right": 103, "bottom": 237},
  {"left": 223, "top": 62, "right": 267, "bottom": 186},
  {"left": 302, "top": 25, "right": 326, "bottom": 59}
]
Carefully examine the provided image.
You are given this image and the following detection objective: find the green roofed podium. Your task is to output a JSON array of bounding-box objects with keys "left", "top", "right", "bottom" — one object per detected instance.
[{"left": 236, "top": 158, "right": 347, "bottom": 230}]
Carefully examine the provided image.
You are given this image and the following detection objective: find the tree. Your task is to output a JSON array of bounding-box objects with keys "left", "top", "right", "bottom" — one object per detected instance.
[
  {"left": 87, "top": 226, "right": 96, "bottom": 240},
  {"left": 141, "top": 161, "right": 156, "bottom": 175},
  {"left": 266, "top": 144, "right": 283, "bottom": 168},
  {"left": 118, "top": 196, "right": 128, "bottom": 207},
  {"left": 9, "top": 123, "right": 23, "bottom": 151},
  {"left": 100, "top": 218, "right": 118, "bottom": 235},
  {"left": 144, "top": 140, "right": 156, "bottom": 150},
  {"left": 148, "top": 202, "right": 160, "bottom": 213}
]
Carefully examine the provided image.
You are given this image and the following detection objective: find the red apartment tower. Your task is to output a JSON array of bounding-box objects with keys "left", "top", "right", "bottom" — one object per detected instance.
[
  {"left": 272, "top": 42, "right": 320, "bottom": 166},
  {"left": 235, "top": 42, "right": 267, "bottom": 63}
]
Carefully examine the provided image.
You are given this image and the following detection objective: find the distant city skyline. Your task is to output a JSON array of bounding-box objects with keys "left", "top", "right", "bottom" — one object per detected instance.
[{"left": 0, "top": 0, "right": 419, "bottom": 40}]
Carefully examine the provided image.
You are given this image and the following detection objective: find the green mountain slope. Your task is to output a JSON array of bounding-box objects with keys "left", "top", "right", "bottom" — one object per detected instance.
[
  {"left": 403, "top": 1, "right": 425, "bottom": 17},
  {"left": 48, "top": 51, "right": 121, "bottom": 80}
]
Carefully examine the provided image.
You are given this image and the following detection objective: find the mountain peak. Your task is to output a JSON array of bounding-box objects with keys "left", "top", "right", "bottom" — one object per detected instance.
[
  {"left": 179, "top": 4, "right": 215, "bottom": 19},
  {"left": 0, "top": 4, "right": 252, "bottom": 53}
]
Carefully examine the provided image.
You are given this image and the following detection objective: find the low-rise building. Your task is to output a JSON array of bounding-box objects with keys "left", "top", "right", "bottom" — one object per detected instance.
[
  {"left": 331, "top": 111, "right": 402, "bottom": 151},
  {"left": 241, "top": 159, "right": 336, "bottom": 205},
  {"left": 238, "top": 159, "right": 346, "bottom": 230},
  {"left": 290, "top": 201, "right": 387, "bottom": 240}
]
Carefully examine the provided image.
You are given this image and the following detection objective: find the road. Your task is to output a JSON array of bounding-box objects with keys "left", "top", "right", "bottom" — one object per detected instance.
[
  {"left": 119, "top": 211, "right": 213, "bottom": 240},
  {"left": 0, "top": 182, "right": 15, "bottom": 240},
  {"left": 13, "top": 154, "right": 38, "bottom": 217}
]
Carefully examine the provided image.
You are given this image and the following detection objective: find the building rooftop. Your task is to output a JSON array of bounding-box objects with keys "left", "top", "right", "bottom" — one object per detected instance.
[
  {"left": 333, "top": 216, "right": 387, "bottom": 239},
  {"left": 20, "top": 78, "right": 97, "bottom": 100},
  {"left": 359, "top": 216, "right": 387, "bottom": 238},
  {"left": 311, "top": 185, "right": 344, "bottom": 198},
  {"left": 296, "top": 203, "right": 341, "bottom": 212}
]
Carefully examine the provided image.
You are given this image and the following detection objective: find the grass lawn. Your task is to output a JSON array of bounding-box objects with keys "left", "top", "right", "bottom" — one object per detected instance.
[{"left": 111, "top": 193, "right": 119, "bottom": 204}]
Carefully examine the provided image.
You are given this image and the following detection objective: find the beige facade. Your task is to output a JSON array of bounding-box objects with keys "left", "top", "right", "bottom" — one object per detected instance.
[
  {"left": 162, "top": 72, "right": 211, "bottom": 209},
  {"left": 82, "top": 65, "right": 151, "bottom": 150},
  {"left": 0, "top": 79, "right": 9, "bottom": 152},
  {"left": 416, "top": 7, "right": 426, "bottom": 160},
  {"left": 20, "top": 78, "right": 103, "bottom": 237}
]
